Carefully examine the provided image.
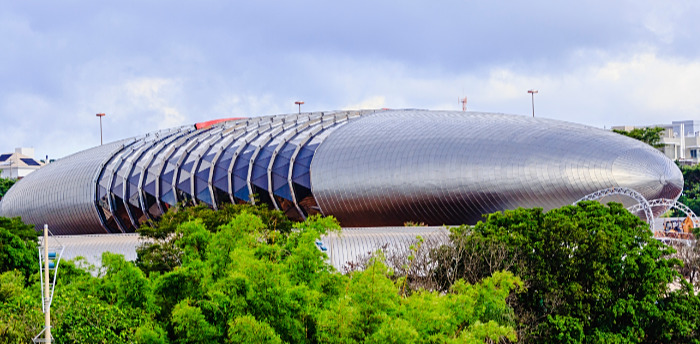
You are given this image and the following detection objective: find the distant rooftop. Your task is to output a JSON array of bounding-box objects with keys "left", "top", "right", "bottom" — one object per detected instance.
[{"left": 0, "top": 147, "right": 45, "bottom": 179}]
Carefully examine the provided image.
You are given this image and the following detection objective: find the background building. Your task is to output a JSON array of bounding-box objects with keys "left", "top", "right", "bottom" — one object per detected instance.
[
  {"left": 0, "top": 147, "right": 45, "bottom": 179},
  {"left": 613, "top": 120, "right": 700, "bottom": 164},
  {"left": 660, "top": 120, "right": 700, "bottom": 164}
]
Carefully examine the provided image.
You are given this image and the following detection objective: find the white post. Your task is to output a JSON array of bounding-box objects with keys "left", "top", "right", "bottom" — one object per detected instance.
[
  {"left": 43, "top": 224, "right": 50, "bottom": 342},
  {"left": 680, "top": 123, "right": 686, "bottom": 159}
]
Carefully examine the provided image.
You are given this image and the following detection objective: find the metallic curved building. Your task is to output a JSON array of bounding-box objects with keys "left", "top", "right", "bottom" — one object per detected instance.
[{"left": 0, "top": 109, "right": 684, "bottom": 234}]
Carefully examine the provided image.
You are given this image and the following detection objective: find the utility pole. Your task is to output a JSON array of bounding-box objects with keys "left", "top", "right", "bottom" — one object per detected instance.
[
  {"left": 96, "top": 113, "right": 106, "bottom": 145},
  {"left": 294, "top": 101, "right": 304, "bottom": 114},
  {"left": 33, "top": 224, "right": 63, "bottom": 343},
  {"left": 527, "top": 90, "right": 538, "bottom": 117},
  {"left": 459, "top": 97, "right": 467, "bottom": 111},
  {"left": 43, "top": 224, "right": 50, "bottom": 343}
]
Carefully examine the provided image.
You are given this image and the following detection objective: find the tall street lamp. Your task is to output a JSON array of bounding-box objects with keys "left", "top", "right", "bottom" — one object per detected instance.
[
  {"left": 96, "top": 113, "right": 105, "bottom": 145},
  {"left": 295, "top": 101, "right": 304, "bottom": 114},
  {"left": 527, "top": 90, "right": 538, "bottom": 117}
]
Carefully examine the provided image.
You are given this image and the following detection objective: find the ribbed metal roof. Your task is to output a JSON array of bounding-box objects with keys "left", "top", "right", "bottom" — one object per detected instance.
[{"left": 0, "top": 109, "right": 683, "bottom": 235}]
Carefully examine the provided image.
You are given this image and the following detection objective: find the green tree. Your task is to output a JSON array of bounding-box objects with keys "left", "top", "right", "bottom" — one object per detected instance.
[
  {"left": 228, "top": 315, "right": 282, "bottom": 344},
  {"left": 99, "top": 252, "right": 157, "bottom": 313},
  {"left": 136, "top": 203, "right": 291, "bottom": 275},
  {"left": 0, "top": 270, "right": 42, "bottom": 343},
  {"left": 20, "top": 203, "right": 697, "bottom": 343},
  {"left": 675, "top": 164, "right": 700, "bottom": 216},
  {"left": 316, "top": 256, "right": 521, "bottom": 343},
  {"left": 443, "top": 201, "right": 698, "bottom": 343},
  {"left": 171, "top": 299, "right": 219, "bottom": 344},
  {"left": 0, "top": 216, "right": 38, "bottom": 281},
  {"left": 134, "top": 324, "right": 169, "bottom": 344},
  {"left": 46, "top": 257, "right": 162, "bottom": 344},
  {"left": 613, "top": 126, "right": 665, "bottom": 149},
  {"left": 137, "top": 205, "right": 522, "bottom": 344},
  {"left": 146, "top": 210, "right": 334, "bottom": 343},
  {"left": 0, "top": 177, "right": 16, "bottom": 199}
]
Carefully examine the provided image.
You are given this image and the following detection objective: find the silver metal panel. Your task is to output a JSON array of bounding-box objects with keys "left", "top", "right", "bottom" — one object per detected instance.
[
  {"left": 0, "top": 110, "right": 684, "bottom": 234},
  {"left": 246, "top": 125, "right": 284, "bottom": 204},
  {"left": 130, "top": 128, "right": 188, "bottom": 218},
  {"left": 206, "top": 119, "right": 267, "bottom": 208},
  {"left": 311, "top": 110, "right": 683, "bottom": 226},
  {"left": 138, "top": 127, "right": 195, "bottom": 220},
  {"left": 171, "top": 126, "right": 225, "bottom": 204},
  {"left": 287, "top": 122, "right": 326, "bottom": 218},
  {"left": 188, "top": 121, "right": 248, "bottom": 206},
  {"left": 0, "top": 141, "right": 126, "bottom": 234},
  {"left": 228, "top": 118, "right": 286, "bottom": 202},
  {"left": 321, "top": 227, "right": 450, "bottom": 271},
  {"left": 226, "top": 126, "right": 271, "bottom": 202},
  {"left": 288, "top": 112, "right": 357, "bottom": 217},
  {"left": 122, "top": 131, "right": 177, "bottom": 227},
  {"left": 95, "top": 137, "right": 144, "bottom": 233},
  {"left": 267, "top": 117, "right": 321, "bottom": 210},
  {"left": 107, "top": 140, "right": 147, "bottom": 232},
  {"left": 154, "top": 128, "right": 209, "bottom": 211}
]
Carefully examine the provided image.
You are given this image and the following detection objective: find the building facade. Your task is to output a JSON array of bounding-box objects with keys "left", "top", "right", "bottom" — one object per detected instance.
[
  {"left": 0, "top": 110, "right": 684, "bottom": 235},
  {"left": 0, "top": 147, "right": 45, "bottom": 179},
  {"left": 613, "top": 120, "right": 700, "bottom": 164}
]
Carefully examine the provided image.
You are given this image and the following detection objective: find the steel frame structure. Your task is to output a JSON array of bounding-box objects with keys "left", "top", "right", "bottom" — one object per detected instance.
[{"left": 574, "top": 187, "right": 655, "bottom": 229}]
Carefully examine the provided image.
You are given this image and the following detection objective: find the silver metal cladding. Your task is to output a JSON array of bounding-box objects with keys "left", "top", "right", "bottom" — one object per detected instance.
[
  {"left": 0, "top": 109, "right": 683, "bottom": 234},
  {"left": 310, "top": 110, "right": 683, "bottom": 226},
  {"left": 0, "top": 141, "right": 128, "bottom": 234}
]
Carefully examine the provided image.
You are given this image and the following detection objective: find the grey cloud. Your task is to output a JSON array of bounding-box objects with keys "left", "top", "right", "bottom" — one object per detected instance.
[{"left": 1, "top": 0, "right": 700, "bottom": 159}]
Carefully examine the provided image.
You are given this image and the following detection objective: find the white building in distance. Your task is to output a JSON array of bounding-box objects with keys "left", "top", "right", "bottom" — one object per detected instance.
[
  {"left": 612, "top": 120, "right": 700, "bottom": 165},
  {"left": 0, "top": 147, "right": 45, "bottom": 179}
]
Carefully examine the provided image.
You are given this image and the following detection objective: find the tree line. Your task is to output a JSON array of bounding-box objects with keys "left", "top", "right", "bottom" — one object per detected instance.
[
  {"left": 0, "top": 177, "right": 16, "bottom": 200},
  {"left": 1, "top": 201, "right": 700, "bottom": 343}
]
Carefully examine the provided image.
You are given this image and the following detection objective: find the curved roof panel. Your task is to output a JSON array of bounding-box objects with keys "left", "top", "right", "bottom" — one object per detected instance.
[{"left": 0, "top": 110, "right": 683, "bottom": 234}]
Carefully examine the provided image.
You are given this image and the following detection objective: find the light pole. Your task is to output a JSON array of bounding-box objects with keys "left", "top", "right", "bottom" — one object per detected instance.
[
  {"left": 96, "top": 113, "right": 105, "bottom": 145},
  {"left": 527, "top": 90, "right": 538, "bottom": 117},
  {"left": 43, "top": 224, "right": 50, "bottom": 343},
  {"left": 295, "top": 101, "right": 304, "bottom": 114}
]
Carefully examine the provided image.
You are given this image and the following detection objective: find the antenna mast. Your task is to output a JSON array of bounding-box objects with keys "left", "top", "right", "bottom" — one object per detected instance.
[{"left": 459, "top": 97, "right": 468, "bottom": 111}]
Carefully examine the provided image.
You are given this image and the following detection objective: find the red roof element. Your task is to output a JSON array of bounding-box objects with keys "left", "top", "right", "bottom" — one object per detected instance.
[{"left": 195, "top": 117, "right": 246, "bottom": 130}]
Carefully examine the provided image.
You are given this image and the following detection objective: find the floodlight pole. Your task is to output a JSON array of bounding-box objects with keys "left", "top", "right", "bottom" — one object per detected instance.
[
  {"left": 527, "top": 90, "right": 538, "bottom": 117},
  {"left": 295, "top": 101, "right": 304, "bottom": 114},
  {"left": 43, "top": 224, "right": 50, "bottom": 343},
  {"left": 96, "top": 113, "right": 106, "bottom": 145}
]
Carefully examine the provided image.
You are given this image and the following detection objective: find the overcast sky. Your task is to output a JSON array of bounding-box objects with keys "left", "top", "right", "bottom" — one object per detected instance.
[{"left": 2, "top": 1, "right": 700, "bottom": 159}]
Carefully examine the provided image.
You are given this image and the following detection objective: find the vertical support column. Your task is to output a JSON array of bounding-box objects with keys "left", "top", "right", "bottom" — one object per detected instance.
[
  {"left": 43, "top": 224, "right": 51, "bottom": 343},
  {"left": 680, "top": 123, "right": 686, "bottom": 159}
]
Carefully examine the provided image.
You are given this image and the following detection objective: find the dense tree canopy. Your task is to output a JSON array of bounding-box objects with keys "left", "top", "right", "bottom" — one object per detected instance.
[
  {"left": 0, "top": 177, "right": 16, "bottom": 199},
  {"left": 437, "top": 201, "right": 700, "bottom": 343},
  {"left": 3, "top": 200, "right": 700, "bottom": 343},
  {"left": 613, "top": 126, "right": 665, "bottom": 149},
  {"left": 675, "top": 164, "right": 700, "bottom": 217},
  {"left": 0, "top": 206, "right": 521, "bottom": 343},
  {"left": 0, "top": 216, "right": 38, "bottom": 281}
]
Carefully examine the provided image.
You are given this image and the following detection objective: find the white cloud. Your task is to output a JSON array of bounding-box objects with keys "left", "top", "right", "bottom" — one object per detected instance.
[
  {"left": 591, "top": 53, "right": 700, "bottom": 114},
  {"left": 3, "top": 1, "right": 700, "bottom": 160},
  {"left": 123, "top": 77, "right": 186, "bottom": 129},
  {"left": 343, "top": 96, "right": 386, "bottom": 110}
]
